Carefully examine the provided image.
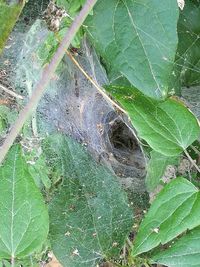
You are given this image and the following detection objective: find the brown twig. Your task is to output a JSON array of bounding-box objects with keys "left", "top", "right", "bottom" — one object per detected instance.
[
  {"left": 0, "top": 0, "right": 98, "bottom": 165},
  {"left": 66, "top": 50, "right": 126, "bottom": 114},
  {"left": 0, "top": 83, "right": 23, "bottom": 100},
  {"left": 190, "top": 144, "right": 200, "bottom": 157},
  {"left": 66, "top": 51, "right": 147, "bottom": 147},
  {"left": 184, "top": 149, "right": 200, "bottom": 173}
]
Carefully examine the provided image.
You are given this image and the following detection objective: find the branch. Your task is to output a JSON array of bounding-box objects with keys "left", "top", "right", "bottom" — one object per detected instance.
[
  {"left": 190, "top": 144, "right": 200, "bottom": 157},
  {"left": 66, "top": 50, "right": 126, "bottom": 114},
  {"left": 65, "top": 51, "right": 146, "bottom": 147},
  {"left": 0, "top": 0, "right": 97, "bottom": 165},
  {"left": 184, "top": 149, "right": 200, "bottom": 173},
  {"left": 0, "top": 83, "right": 23, "bottom": 99}
]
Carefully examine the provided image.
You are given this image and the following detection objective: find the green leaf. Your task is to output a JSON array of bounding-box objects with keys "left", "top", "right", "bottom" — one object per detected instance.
[
  {"left": 0, "top": 145, "right": 49, "bottom": 259},
  {"left": 85, "top": 0, "right": 179, "bottom": 100},
  {"left": 27, "top": 154, "right": 52, "bottom": 189},
  {"left": 0, "top": 260, "right": 11, "bottom": 267},
  {"left": 132, "top": 177, "right": 200, "bottom": 256},
  {"left": 56, "top": 0, "right": 86, "bottom": 16},
  {"left": 0, "top": 0, "right": 25, "bottom": 54},
  {"left": 171, "top": 1, "right": 200, "bottom": 89},
  {"left": 23, "top": 146, "right": 52, "bottom": 189},
  {"left": 37, "top": 32, "right": 59, "bottom": 65},
  {"left": 0, "top": 106, "right": 8, "bottom": 134},
  {"left": 106, "top": 87, "right": 200, "bottom": 156},
  {"left": 146, "top": 151, "right": 178, "bottom": 191},
  {"left": 152, "top": 226, "right": 200, "bottom": 267},
  {"left": 48, "top": 134, "right": 133, "bottom": 267}
]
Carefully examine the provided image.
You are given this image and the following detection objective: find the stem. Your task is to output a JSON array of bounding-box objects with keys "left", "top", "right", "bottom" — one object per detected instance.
[
  {"left": 0, "top": 0, "right": 97, "bottom": 165},
  {"left": 11, "top": 257, "right": 14, "bottom": 267},
  {"left": 32, "top": 112, "right": 38, "bottom": 137},
  {"left": 66, "top": 51, "right": 126, "bottom": 114},
  {"left": 126, "top": 237, "right": 132, "bottom": 247},
  {"left": 190, "top": 144, "right": 200, "bottom": 157},
  {"left": 65, "top": 51, "right": 146, "bottom": 147},
  {"left": 0, "top": 83, "right": 23, "bottom": 99},
  {"left": 184, "top": 149, "right": 200, "bottom": 173}
]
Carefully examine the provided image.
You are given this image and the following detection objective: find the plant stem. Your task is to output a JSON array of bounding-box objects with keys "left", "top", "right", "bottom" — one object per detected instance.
[
  {"left": 184, "top": 149, "right": 200, "bottom": 173},
  {"left": 0, "top": 0, "right": 97, "bottom": 165},
  {"left": 66, "top": 50, "right": 126, "bottom": 114},
  {"left": 11, "top": 256, "right": 14, "bottom": 267},
  {"left": 190, "top": 144, "right": 200, "bottom": 157},
  {"left": 126, "top": 237, "right": 132, "bottom": 247},
  {"left": 65, "top": 51, "right": 146, "bottom": 147},
  {"left": 0, "top": 83, "right": 23, "bottom": 99}
]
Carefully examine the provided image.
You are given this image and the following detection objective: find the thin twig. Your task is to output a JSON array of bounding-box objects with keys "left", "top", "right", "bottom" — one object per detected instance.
[
  {"left": 190, "top": 144, "right": 200, "bottom": 157},
  {"left": 0, "top": 0, "right": 98, "bottom": 165},
  {"left": 66, "top": 50, "right": 127, "bottom": 114},
  {"left": 32, "top": 112, "right": 38, "bottom": 137},
  {"left": 184, "top": 149, "right": 200, "bottom": 173},
  {"left": 126, "top": 237, "right": 133, "bottom": 247},
  {"left": 11, "top": 256, "right": 15, "bottom": 267},
  {"left": 26, "top": 79, "right": 38, "bottom": 137},
  {"left": 66, "top": 51, "right": 146, "bottom": 147},
  {"left": 121, "top": 244, "right": 127, "bottom": 266},
  {"left": 55, "top": 30, "right": 145, "bottom": 148},
  {"left": 0, "top": 83, "right": 23, "bottom": 100}
]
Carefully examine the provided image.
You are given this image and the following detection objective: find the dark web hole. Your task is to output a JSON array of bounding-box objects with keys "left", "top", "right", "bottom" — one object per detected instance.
[
  {"left": 105, "top": 116, "right": 140, "bottom": 166},
  {"left": 108, "top": 119, "right": 136, "bottom": 151}
]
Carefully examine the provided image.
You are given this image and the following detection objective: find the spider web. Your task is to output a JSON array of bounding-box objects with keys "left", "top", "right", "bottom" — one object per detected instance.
[
  {"left": 0, "top": 5, "right": 136, "bottom": 265},
  {"left": 0, "top": 0, "right": 199, "bottom": 193},
  {"left": 172, "top": 0, "right": 200, "bottom": 119},
  {"left": 0, "top": 1, "right": 200, "bottom": 266},
  {"left": 11, "top": 19, "right": 147, "bottom": 197}
]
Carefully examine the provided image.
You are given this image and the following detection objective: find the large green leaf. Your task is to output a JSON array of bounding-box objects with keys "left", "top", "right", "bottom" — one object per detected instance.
[
  {"left": 0, "top": 145, "right": 49, "bottom": 260},
  {"left": 152, "top": 226, "right": 200, "bottom": 267},
  {"left": 171, "top": 0, "right": 200, "bottom": 90},
  {"left": 48, "top": 134, "right": 133, "bottom": 267},
  {"left": 0, "top": 0, "right": 25, "bottom": 54},
  {"left": 57, "top": 0, "right": 86, "bottom": 16},
  {"left": 107, "top": 87, "right": 200, "bottom": 156},
  {"left": 85, "top": 0, "right": 179, "bottom": 100},
  {"left": 146, "top": 151, "right": 178, "bottom": 191},
  {"left": 132, "top": 177, "right": 200, "bottom": 256}
]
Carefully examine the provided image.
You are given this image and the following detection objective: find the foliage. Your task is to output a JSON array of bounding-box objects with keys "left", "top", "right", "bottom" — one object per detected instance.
[
  {"left": 145, "top": 151, "right": 179, "bottom": 191},
  {"left": 0, "top": 0, "right": 200, "bottom": 267},
  {"left": 172, "top": 0, "right": 200, "bottom": 90},
  {"left": 38, "top": 0, "right": 85, "bottom": 64},
  {"left": 132, "top": 177, "right": 200, "bottom": 256},
  {"left": 0, "top": 0, "right": 25, "bottom": 54},
  {"left": 106, "top": 87, "right": 200, "bottom": 156},
  {"left": 152, "top": 225, "right": 200, "bottom": 267},
  {"left": 0, "top": 145, "right": 49, "bottom": 259},
  {"left": 57, "top": 0, "right": 86, "bottom": 15},
  {"left": 85, "top": 0, "right": 179, "bottom": 100},
  {"left": 0, "top": 106, "right": 17, "bottom": 137}
]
